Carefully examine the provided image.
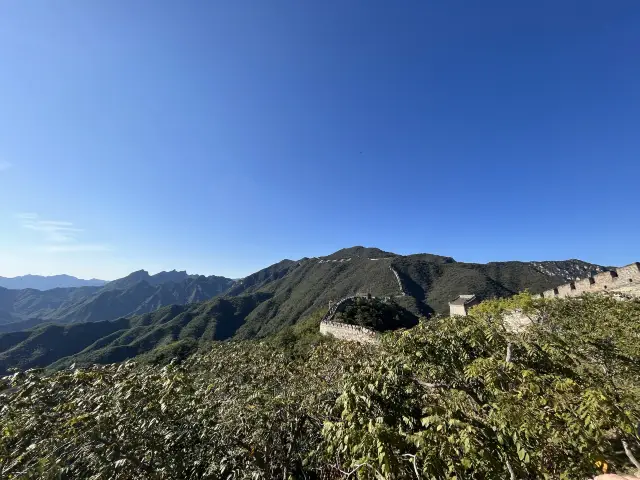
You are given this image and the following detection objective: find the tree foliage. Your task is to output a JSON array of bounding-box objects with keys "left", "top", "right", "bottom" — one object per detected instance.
[
  {"left": 333, "top": 297, "right": 418, "bottom": 331},
  {"left": 327, "top": 294, "right": 640, "bottom": 478},
  {"left": 1, "top": 294, "right": 639, "bottom": 478}
]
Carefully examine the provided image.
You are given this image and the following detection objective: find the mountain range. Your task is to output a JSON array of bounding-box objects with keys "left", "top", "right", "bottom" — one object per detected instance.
[
  {"left": 0, "top": 246, "right": 609, "bottom": 373},
  {"left": 0, "top": 270, "right": 234, "bottom": 332},
  {"left": 0, "top": 274, "right": 107, "bottom": 290}
]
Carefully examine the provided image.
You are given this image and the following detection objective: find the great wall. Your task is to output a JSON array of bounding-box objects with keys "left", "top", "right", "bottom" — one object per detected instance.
[
  {"left": 537, "top": 262, "right": 640, "bottom": 299},
  {"left": 317, "top": 263, "right": 407, "bottom": 343},
  {"left": 499, "top": 262, "right": 640, "bottom": 332},
  {"left": 319, "top": 294, "right": 382, "bottom": 343},
  {"left": 319, "top": 320, "right": 379, "bottom": 344},
  {"left": 320, "top": 262, "right": 640, "bottom": 343}
]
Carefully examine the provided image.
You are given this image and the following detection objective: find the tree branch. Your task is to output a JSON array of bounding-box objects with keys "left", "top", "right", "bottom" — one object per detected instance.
[
  {"left": 506, "top": 342, "right": 513, "bottom": 363},
  {"left": 622, "top": 439, "right": 640, "bottom": 474},
  {"left": 414, "top": 377, "right": 486, "bottom": 408},
  {"left": 415, "top": 379, "right": 449, "bottom": 389},
  {"left": 506, "top": 458, "right": 516, "bottom": 480},
  {"left": 402, "top": 453, "right": 420, "bottom": 479},
  {"left": 336, "top": 461, "right": 372, "bottom": 477}
]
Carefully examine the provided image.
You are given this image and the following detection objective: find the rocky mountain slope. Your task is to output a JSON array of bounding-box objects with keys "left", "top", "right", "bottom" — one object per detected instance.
[{"left": 528, "top": 260, "right": 608, "bottom": 280}]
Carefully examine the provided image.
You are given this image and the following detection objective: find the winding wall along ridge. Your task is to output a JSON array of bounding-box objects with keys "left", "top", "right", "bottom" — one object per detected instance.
[
  {"left": 320, "top": 295, "right": 381, "bottom": 343},
  {"left": 537, "top": 262, "right": 640, "bottom": 299}
]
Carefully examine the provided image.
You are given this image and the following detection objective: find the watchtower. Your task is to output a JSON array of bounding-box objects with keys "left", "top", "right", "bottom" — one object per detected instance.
[{"left": 449, "top": 294, "right": 480, "bottom": 316}]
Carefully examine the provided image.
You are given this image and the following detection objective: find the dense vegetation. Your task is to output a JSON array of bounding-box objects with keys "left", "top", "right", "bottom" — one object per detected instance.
[
  {"left": 0, "top": 293, "right": 271, "bottom": 374},
  {"left": 332, "top": 297, "right": 419, "bottom": 331},
  {"left": 2, "top": 294, "right": 638, "bottom": 478}
]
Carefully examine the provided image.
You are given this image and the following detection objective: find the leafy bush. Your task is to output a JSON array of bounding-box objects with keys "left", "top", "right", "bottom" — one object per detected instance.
[
  {"left": 1, "top": 294, "right": 639, "bottom": 478},
  {"left": 327, "top": 294, "right": 640, "bottom": 478}
]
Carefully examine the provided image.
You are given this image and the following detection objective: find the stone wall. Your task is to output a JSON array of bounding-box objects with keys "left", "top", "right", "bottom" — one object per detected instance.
[
  {"left": 320, "top": 295, "right": 384, "bottom": 344},
  {"left": 450, "top": 304, "right": 468, "bottom": 316},
  {"left": 389, "top": 266, "right": 406, "bottom": 296},
  {"left": 504, "top": 262, "right": 640, "bottom": 333},
  {"left": 319, "top": 321, "right": 379, "bottom": 344},
  {"left": 540, "top": 262, "right": 640, "bottom": 299},
  {"left": 322, "top": 295, "right": 371, "bottom": 323}
]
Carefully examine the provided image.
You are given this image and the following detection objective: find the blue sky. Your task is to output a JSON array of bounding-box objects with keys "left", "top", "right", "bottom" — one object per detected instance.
[{"left": 1, "top": 1, "right": 639, "bottom": 280}]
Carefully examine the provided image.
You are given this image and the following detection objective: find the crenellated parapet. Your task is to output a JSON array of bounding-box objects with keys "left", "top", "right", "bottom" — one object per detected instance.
[
  {"left": 319, "top": 320, "right": 379, "bottom": 344},
  {"left": 539, "top": 262, "right": 640, "bottom": 299},
  {"left": 322, "top": 294, "right": 374, "bottom": 322},
  {"left": 320, "top": 294, "right": 387, "bottom": 343}
]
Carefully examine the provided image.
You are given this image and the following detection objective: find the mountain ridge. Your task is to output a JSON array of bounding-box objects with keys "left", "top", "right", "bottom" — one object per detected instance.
[
  {"left": 0, "top": 274, "right": 107, "bottom": 291},
  {"left": 0, "top": 246, "right": 612, "bottom": 373}
]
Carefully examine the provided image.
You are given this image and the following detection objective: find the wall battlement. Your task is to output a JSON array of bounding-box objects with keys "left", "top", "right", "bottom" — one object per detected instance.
[
  {"left": 322, "top": 294, "right": 374, "bottom": 322},
  {"left": 319, "top": 320, "right": 379, "bottom": 344},
  {"left": 320, "top": 294, "right": 386, "bottom": 343},
  {"left": 538, "top": 262, "right": 640, "bottom": 299}
]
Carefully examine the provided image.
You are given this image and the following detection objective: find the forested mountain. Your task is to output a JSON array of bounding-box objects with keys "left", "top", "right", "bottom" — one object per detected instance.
[
  {"left": 0, "top": 293, "right": 270, "bottom": 374},
  {"left": 0, "top": 274, "right": 106, "bottom": 290},
  {"left": 0, "top": 247, "right": 610, "bottom": 373},
  {"left": 0, "top": 286, "right": 101, "bottom": 329},
  {"left": 225, "top": 250, "right": 606, "bottom": 337},
  {"left": 0, "top": 271, "right": 235, "bottom": 332}
]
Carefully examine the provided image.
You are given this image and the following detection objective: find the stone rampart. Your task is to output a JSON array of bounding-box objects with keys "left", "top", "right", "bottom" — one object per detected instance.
[
  {"left": 320, "top": 295, "right": 387, "bottom": 344},
  {"left": 322, "top": 294, "right": 373, "bottom": 323},
  {"left": 319, "top": 321, "right": 379, "bottom": 344},
  {"left": 540, "top": 262, "right": 640, "bottom": 299},
  {"left": 389, "top": 266, "right": 406, "bottom": 296}
]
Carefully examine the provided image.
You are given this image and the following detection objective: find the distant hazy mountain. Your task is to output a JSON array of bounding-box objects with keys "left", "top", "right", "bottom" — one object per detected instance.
[
  {"left": 102, "top": 269, "right": 196, "bottom": 291},
  {"left": 0, "top": 274, "right": 107, "bottom": 291}
]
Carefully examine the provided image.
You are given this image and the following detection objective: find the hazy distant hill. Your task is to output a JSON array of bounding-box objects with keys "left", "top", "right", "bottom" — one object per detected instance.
[
  {"left": 0, "top": 274, "right": 106, "bottom": 290},
  {"left": 101, "top": 269, "right": 196, "bottom": 291},
  {"left": 0, "top": 247, "right": 610, "bottom": 373}
]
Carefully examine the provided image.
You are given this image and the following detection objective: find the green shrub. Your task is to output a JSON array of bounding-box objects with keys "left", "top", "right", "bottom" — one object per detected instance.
[{"left": 1, "top": 295, "right": 638, "bottom": 478}]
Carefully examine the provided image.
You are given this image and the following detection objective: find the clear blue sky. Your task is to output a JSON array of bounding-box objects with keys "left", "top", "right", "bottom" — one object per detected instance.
[{"left": 1, "top": 1, "right": 638, "bottom": 280}]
